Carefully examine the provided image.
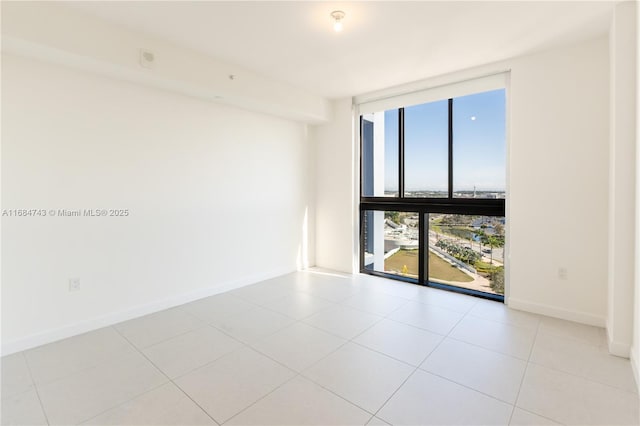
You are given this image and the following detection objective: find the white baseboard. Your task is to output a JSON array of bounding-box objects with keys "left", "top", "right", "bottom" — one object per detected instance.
[
  {"left": 507, "top": 297, "right": 606, "bottom": 327},
  {"left": 605, "top": 321, "right": 632, "bottom": 358},
  {"left": 607, "top": 337, "right": 632, "bottom": 358},
  {"left": 1, "top": 267, "right": 295, "bottom": 356}
]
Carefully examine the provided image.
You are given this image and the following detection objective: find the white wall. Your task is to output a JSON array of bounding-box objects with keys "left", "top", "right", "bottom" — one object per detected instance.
[
  {"left": 608, "top": 1, "right": 637, "bottom": 358},
  {"left": 507, "top": 37, "right": 610, "bottom": 326},
  {"left": 313, "top": 99, "right": 355, "bottom": 273},
  {"left": 1, "top": 54, "right": 315, "bottom": 354},
  {"left": 633, "top": 0, "right": 640, "bottom": 387},
  {"left": 315, "top": 37, "right": 610, "bottom": 326}
]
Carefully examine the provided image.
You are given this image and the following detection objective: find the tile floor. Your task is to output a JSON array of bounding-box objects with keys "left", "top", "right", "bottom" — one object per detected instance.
[{"left": 2, "top": 271, "right": 639, "bottom": 425}]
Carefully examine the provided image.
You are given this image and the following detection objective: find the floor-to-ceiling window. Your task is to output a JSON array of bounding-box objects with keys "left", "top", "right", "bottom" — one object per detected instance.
[{"left": 359, "top": 76, "right": 506, "bottom": 300}]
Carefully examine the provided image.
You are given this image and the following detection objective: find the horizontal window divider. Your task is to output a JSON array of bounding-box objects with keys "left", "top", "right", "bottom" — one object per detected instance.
[
  {"left": 360, "top": 199, "right": 505, "bottom": 216},
  {"left": 360, "top": 197, "right": 505, "bottom": 205}
]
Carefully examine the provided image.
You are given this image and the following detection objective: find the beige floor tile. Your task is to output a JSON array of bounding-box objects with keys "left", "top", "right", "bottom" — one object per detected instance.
[
  {"left": 538, "top": 317, "right": 606, "bottom": 347},
  {"left": 353, "top": 319, "right": 443, "bottom": 366},
  {"left": 1, "top": 353, "right": 34, "bottom": 398},
  {"left": 303, "top": 343, "right": 414, "bottom": 413},
  {"left": 469, "top": 299, "right": 541, "bottom": 330},
  {"left": 0, "top": 388, "right": 48, "bottom": 426},
  {"left": 37, "top": 350, "right": 167, "bottom": 425},
  {"left": 257, "top": 292, "right": 337, "bottom": 320},
  {"left": 303, "top": 305, "right": 382, "bottom": 339},
  {"left": 296, "top": 275, "right": 361, "bottom": 302},
  {"left": 378, "top": 370, "right": 513, "bottom": 425},
  {"left": 412, "top": 287, "right": 478, "bottom": 313},
  {"left": 449, "top": 315, "right": 536, "bottom": 359},
  {"left": 389, "top": 301, "right": 464, "bottom": 335},
  {"left": 230, "top": 277, "right": 299, "bottom": 304},
  {"left": 531, "top": 331, "right": 637, "bottom": 393},
  {"left": 25, "top": 327, "right": 134, "bottom": 385},
  {"left": 142, "top": 325, "right": 242, "bottom": 378},
  {"left": 367, "top": 416, "right": 391, "bottom": 425},
  {"left": 114, "top": 307, "right": 204, "bottom": 349},
  {"left": 175, "top": 346, "right": 295, "bottom": 423},
  {"left": 250, "top": 322, "right": 345, "bottom": 372},
  {"left": 341, "top": 290, "right": 409, "bottom": 316},
  {"left": 509, "top": 408, "right": 561, "bottom": 425},
  {"left": 421, "top": 338, "right": 527, "bottom": 403},
  {"left": 226, "top": 376, "right": 371, "bottom": 425},
  {"left": 180, "top": 293, "right": 256, "bottom": 323},
  {"left": 517, "top": 363, "right": 639, "bottom": 425},
  {"left": 210, "top": 305, "right": 295, "bottom": 343},
  {"left": 81, "top": 383, "right": 215, "bottom": 425}
]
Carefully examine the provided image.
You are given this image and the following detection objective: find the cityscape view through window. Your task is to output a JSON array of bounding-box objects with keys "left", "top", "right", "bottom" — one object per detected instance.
[
  {"left": 361, "top": 86, "right": 506, "bottom": 298},
  {"left": 363, "top": 212, "right": 505, "bottom": 295}
]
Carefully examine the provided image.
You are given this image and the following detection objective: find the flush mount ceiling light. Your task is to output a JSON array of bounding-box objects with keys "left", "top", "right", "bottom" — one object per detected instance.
[{"left": 330, "top": 10, "right": 345, "bottom": 32}]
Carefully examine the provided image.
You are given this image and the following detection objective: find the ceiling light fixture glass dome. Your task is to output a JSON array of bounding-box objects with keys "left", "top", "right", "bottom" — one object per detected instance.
[{"left": 331, "top": 10, "right": 345, "bottom": 32}]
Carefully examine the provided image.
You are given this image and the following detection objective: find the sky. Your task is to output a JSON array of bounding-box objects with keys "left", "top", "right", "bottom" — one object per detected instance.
[{"left": 383, "top": 88, "right": 505, "bottom": 192}]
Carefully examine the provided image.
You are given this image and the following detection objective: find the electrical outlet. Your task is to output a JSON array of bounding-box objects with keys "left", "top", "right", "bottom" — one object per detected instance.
[
  {"left": 69, "top": 278, "right": 81, "bottom": 292},
  {"left": 558, "top": 268, "right": 568, "bottom": 280}
]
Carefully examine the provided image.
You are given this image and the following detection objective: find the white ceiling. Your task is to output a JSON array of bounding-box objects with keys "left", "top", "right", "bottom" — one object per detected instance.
[{"left": 63, "top": 1, "right": 616, "bottom": 99}]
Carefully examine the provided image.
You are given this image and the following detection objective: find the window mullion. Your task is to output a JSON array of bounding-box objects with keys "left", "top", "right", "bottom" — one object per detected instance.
[
  {"left": 448, "top": 98, "right": 453, "bottom": 199},
  {"left": 399, "top": 108, "right": 405, "bottom": 199},
  {"left": 418, "top": 211, "right": 426, "bottom": 284}
]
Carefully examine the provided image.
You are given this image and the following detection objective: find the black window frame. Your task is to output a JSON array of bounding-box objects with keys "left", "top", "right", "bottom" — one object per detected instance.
[{"left": 359, "top": 97, "right": 506, "bottom": 301}]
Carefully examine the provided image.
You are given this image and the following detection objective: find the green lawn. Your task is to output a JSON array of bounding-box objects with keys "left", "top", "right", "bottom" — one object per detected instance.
[
  {"left": 384, "top": 249, "right": 419, "bottom": 277},
  {"left": 384, "top": 249, "right": 473, "bottom": 283}
]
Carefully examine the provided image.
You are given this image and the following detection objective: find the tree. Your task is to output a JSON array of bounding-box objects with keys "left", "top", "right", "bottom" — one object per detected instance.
[
  {"left": 385, "top": 211, "right": 400, "bottom": 224},
  {"left": 486, "top": 235, "right": 500, "bottom": 265},
  {"left": 475, "top": 229, "right": 485, "bottom": 254},
  {"left": 490, "top": 267, "right": 505, "bottom": 294}
]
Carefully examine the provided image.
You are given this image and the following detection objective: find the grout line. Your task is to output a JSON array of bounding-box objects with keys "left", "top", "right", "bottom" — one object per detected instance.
[
  {"left": 127, "top": 321, "right": 211, "bottom": 352},
  {"left": 381, "top": 315, "right": 447, "bottom": 335},
  {"left": 512, "top": 406, "right": 567, "bottom": 425},
  {"left": 210, "top": 329, "right": 300, "bottom": 375},
  {"left": 444, "top": 334, "right": 530, "bottom": 362},
  {"left": 296, "top": 372, "right": 378, "bottom": 417},
  {"left": 302, "top": 314, "right": 385, "bottom": 343},
  {"left": 445, "top": 303, "right": 471, "bottom": 338},
  {"left": 347, "top": 334, "right": 440, "bottom": 369},
  {"left": 465, "top": 311, "right": 542, "bottom": 330},
  {"left": 247, "top": 294, "right": 341, "bottom": 322},
  {"left": 135, "top": 322, "right": 249, "bottom": 380},
  {"left": 507, "top": 318, "right": 541, "bottom": 424},
  {"left": 367, "top": 298, "right": 518, "bottom": 421},
  {"left": 19, "top": 351, "right": 51, "bottom": 426},
  {"left": 525, "top": 359, "right": 640, "bottom": 396},
  {"left": 15, "top": 329, "right": 140, "bottom": 388},
  {"left": 417, "top": 368, "right": 517, "bottom": 407},
  {"left": 220, "top": 374, "right": 302, "bottom": 424},
  {"left": 111, "top": 325, "right": 222, "bottom": 426},
  {"left": 290, "top": 303, "right": 444, "bottom": 419},
  {"left": 220, "top": 302, "right": 405, "bottom": 421},
  {"left": 371, "top": 360, "right": 422, "bottom": 420},
  {"left": 371, "top": 331, "right": 452, "bottom": 420},
  {"left": 77, "top": 381, "right": 171, "bottom": 425}
]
